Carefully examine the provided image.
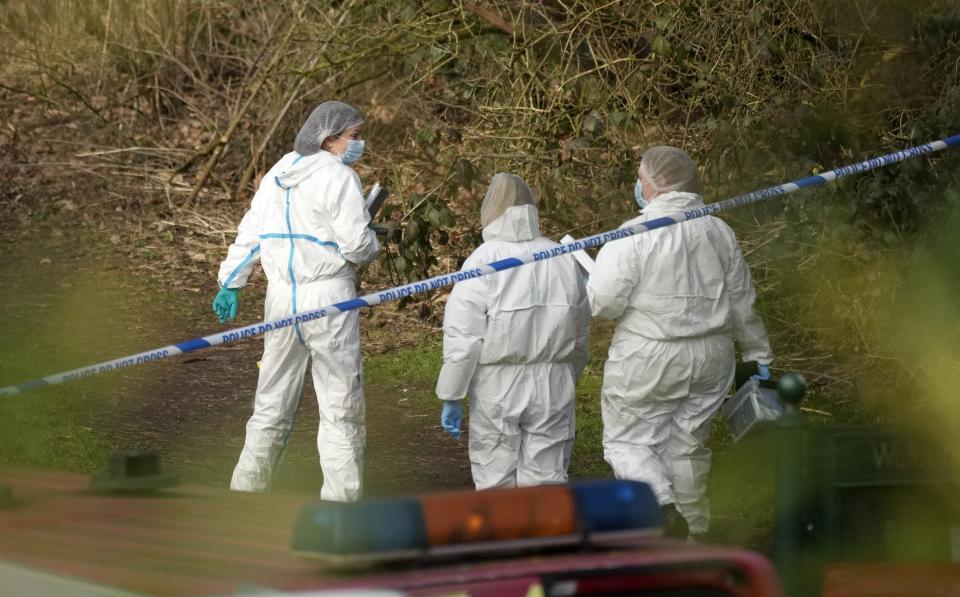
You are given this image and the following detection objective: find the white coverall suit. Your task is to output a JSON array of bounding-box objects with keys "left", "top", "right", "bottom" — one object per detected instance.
[
  {"left": 437, "top": 204, "right": 591, "bottom": 489},
  {"left": 217, "top": 150, "right": 380, "bottom": 500},
  {"left": 588, "top": 191, "right": 773, "bottom": 533}
]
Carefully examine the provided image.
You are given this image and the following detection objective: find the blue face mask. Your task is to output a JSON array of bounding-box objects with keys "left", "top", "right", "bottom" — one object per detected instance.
[
  {"left": 634, "top": 179, "right": 648, "bottom": 209},
  {"left": 340, "top": 139, "right": 365, "bottom": 165}
]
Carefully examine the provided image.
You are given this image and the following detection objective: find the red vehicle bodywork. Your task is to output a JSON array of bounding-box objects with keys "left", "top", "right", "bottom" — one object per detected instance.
[{"left": 0, "top": 468, "right": 782, "bottom": 596}]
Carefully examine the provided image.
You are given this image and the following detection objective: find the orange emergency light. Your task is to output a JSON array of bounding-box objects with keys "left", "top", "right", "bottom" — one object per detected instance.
[{"left": 291, "top": 480, "right": 663, "bottom": 564}]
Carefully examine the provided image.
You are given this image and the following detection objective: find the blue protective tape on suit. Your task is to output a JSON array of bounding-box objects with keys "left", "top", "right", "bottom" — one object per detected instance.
[
  {"left": 260, "top": 233, "right": 340, "bottom": 251},
  {"left": 223, "top": 245, "right": 261, "bottom": 289},
  {"left": 283, "top": 188, "right": 305, "bottom": 345}
]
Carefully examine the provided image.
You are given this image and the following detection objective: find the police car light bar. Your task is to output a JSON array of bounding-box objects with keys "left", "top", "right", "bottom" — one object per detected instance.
[{"left": 291, "top": 480, "right": 662, "bottom": 565}]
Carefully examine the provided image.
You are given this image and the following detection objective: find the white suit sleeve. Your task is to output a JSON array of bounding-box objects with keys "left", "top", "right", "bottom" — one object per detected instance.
[
  {"left": 587, "top": 239, "right": 638, "bottom": 320},
  {"left": 326, "top": 170, "right": 381, "bottom": 266},
  {"left": 726, "top": 240, "right": 774, "bottom": 365},
  {"left": 217, "top": 179, "right": 267, "bottom": 289},
  {"left": 572, "top": 272, "right": 591, "bottom": 381},
  {"left": 436, "top": 274, "right": 487, "bottom": 401}
]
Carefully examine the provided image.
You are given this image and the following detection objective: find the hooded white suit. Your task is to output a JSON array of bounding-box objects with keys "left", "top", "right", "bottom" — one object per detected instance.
[
  {"left": 588, "top": 190, "right": 773, "bottom": 533},
  {"left": 217, "top": 150, "right": 379, "bottom": 500},
  {"left": 437, "top": 203, "right": 590, "bottom": 489}
]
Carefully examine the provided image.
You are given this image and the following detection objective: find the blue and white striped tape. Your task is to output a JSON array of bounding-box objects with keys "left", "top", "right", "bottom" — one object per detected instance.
[{"left": 3, "top": 134, "right": 959, "bottom": 397}]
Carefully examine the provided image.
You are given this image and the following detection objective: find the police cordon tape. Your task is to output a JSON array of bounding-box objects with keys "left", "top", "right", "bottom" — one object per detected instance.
[{"left": 3, "top": 134, "right": 960, "bottom": 397}]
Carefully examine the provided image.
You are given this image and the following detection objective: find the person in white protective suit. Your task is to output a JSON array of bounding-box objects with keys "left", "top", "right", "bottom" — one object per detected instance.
[
  {"left": 212, "top": 101, "right": 380, "bottom": 500},
  {"left": 436, "top": 173, "right": 591, "bottom": 489},
  {"left": 588, "top": 146, "right": 774, "bottom": 538}
]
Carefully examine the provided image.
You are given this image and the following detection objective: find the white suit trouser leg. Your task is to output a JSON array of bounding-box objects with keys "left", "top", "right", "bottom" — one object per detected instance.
[
  {"left": 601, "top": 334, "right": 734, "bottom": 534},
  {"left": 468, "top": 363, "right": 576, "bottom": 490},
  {"left": 662, "top": 387, "right": 728, "bottom": 534},
  {"left": 231, "top": 324, "right": 308, "bottom": 493},
  {"left": 231, "top": 281, "right": 365, "bottom": 502},
  {"left": 308, "top": 313, "right": 365, "bottom": 503}
]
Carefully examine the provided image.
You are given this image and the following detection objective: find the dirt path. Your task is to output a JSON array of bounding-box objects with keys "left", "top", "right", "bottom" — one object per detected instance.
[{"left": 0, "top": 224, "right": 472, "bottom": 498}]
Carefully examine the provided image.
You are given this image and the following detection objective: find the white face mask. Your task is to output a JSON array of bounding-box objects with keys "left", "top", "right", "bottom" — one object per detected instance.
[{"left": 340, "top": 139, "right": 365, "bottom": 165}]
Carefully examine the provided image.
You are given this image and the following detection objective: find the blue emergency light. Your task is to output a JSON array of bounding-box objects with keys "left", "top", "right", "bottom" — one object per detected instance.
[{"left": 291, "top": 480, "right": 662, "bottom": 563}]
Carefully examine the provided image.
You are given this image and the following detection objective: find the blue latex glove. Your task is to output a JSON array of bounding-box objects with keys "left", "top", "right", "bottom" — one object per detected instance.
[
  {"left": 212, "top": 287, "right": 239, "bottom": 323},
  {"left": 440, "top": 400, "right": 463, "bottom": 439},
  {"left": 754, "top": 364, "right": 772, "bottom": 381}
]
